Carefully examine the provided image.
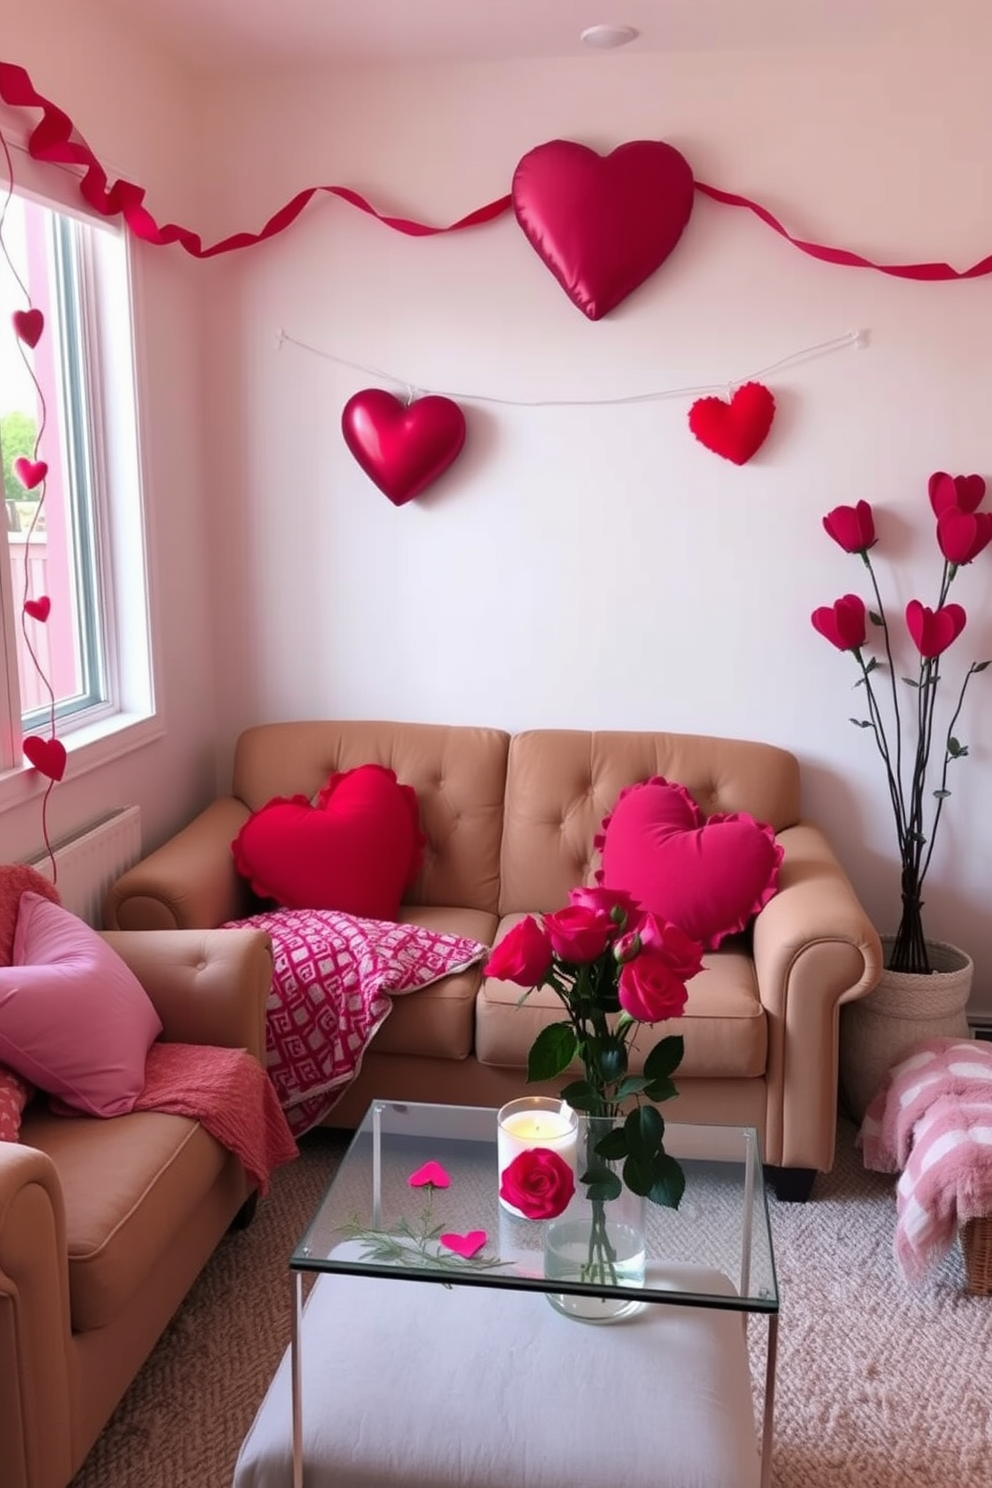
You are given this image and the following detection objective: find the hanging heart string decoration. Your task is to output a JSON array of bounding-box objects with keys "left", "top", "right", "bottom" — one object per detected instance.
[
  {"left": 687, "top": 381, "right": 776, "bottom": 466},
  {"left": 511, "top": 138, "right": 695, "bottom": 321},
  {"left": 341, "top": 389, "right": 467, "bottom": 506}
]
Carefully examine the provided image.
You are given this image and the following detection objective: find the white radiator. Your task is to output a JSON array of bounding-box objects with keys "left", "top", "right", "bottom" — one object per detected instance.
[{"left": 28, "top": 806, "right": 142, "bottom": 928}]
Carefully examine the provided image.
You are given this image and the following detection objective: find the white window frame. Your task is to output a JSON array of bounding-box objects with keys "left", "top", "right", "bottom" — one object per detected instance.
[{"left": 0, "top": 108, "right": 161, "bottom": 810}]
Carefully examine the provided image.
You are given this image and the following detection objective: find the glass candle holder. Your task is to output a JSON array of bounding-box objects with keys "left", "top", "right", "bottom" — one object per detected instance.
[{"left": 496, "top": 1096, "right": 579, "bottom": 1217}]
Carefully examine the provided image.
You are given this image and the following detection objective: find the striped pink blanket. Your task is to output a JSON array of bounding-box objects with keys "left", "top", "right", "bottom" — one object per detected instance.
[{"left": 860, "top": 1038, "right": 992, "bottom": 1283}]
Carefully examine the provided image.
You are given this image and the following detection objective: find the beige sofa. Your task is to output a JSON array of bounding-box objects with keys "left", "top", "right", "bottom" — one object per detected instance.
[
  {"left": 0, "top": 923, "right": 274, "bottom": 1488},
  {"left": 106, "top": 720, "right": 883, "bottom": 1198}
]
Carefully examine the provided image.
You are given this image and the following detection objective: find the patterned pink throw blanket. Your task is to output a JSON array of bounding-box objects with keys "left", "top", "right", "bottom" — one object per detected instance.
[
  {"left": 224, "top": 908, "right": 488, "bottom": 1137},
  {"left": 860, "top": 1038, "right": 992, "bottom": 1283}
]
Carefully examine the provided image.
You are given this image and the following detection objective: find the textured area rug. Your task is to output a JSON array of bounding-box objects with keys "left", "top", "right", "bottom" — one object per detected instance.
[{"left": 69, "top": 1118, "right": 992, "bottom": 1488}]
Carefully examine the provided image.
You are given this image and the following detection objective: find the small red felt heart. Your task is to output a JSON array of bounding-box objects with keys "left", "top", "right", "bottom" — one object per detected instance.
[
  {"left": 596, "top": 777, "right": 783, "bottom": 950},
  {"left": 512, "top": 139, "right": 695, "bottom": 321},
  {"left": 13, "top": 456, "right": 48, "bottom": 491},
  {"left": 440, "top": 1230, "right": 487, "bottom": 1259},
  {"left": 23, "top": 596, "right": 51, "bottom": 622},
  {"left": 341, "top": 390, "right": 467, "bottom": 505},
  {"left": 12, "top": 308, "right": 44, "bottom": 348},
  {"left": 688, "top": 382, "right": 776, "bottom": 466},
  {"left": 928, "top": 471, "right": 986, "bottom": 516},
  {"left": 408, "top": 1161, "right": 450, "bottom": 1189},
  {"left": 23, "top": 734, "right": 67, "bottom": 782}
]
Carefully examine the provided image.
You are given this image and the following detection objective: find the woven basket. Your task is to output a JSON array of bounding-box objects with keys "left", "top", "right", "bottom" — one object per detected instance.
[{"left": 961, "top": 1217, "right": 992, "bottom": 1296}]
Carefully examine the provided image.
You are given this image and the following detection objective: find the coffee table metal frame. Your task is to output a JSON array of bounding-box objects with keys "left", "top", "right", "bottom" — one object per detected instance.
[{"left": 289, "top": 1099, "right": 779, "bottom": 1488}]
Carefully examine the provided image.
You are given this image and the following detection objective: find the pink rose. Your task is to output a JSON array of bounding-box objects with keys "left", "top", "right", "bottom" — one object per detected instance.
[
  {"left": 567, "top": 884, "right": 642, "bottom": 928},
  {"left": 499, "top": 1147, "right": 575, "bottom": 1220},
  {"left": 618, "top": 953, "right": 690, "bottom": 1023},
  {"left": 484, "top": 917, "right": 553, "bottom": 987},
  {"left": 544, "top": 904, "right": 614, "bottom": 963},
  {"left": 634, "top": 914, "right": 705, "bottom": 981}
]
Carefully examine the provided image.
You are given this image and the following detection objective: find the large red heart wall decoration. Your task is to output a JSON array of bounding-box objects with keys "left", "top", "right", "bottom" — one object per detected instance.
[
  {"left": 511, "top": 139, "right": 695, "bottom": 321},
  {"left": 687, "top": 382, "right": 776, "bottom": 466},
  {"left": 342, "top": 389, "right": 467, "bottom": 505}
]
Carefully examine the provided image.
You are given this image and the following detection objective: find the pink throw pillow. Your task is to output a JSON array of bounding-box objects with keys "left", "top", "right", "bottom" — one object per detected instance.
[
  {"left": 595, "top": 776, "right": 783, "bottom": 951},
  {"left": 0, "top": 892, "right": 162, "bottom": 1117},
  {"left": 232, "top": 763, "right": 425, "bottom": 921},
  {"left": 0, "top": 1064, "right": 31, "bottom": 1142}
]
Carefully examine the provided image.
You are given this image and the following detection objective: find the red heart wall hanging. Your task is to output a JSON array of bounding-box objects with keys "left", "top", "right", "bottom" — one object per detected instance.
[
  {"left": 341, "top": 390, "right": 467, "bottom": 506},
  {"left": 687, "top": 382, "right": 776, "bottom": 466},
  {"left": 23, "top": 596, "right": 51, "bottom": 622},
  {"left": 12, "top": 308, "right": 44, "bottom": 348},
  {"left": 511, "top": 139, "right": 695, "bottom": 321},
  {"left": 13, "top": 456, "right": 48, "bottom": 490},
  {"left": 23, "top": 734, "right": 67, "bottom": 781}
]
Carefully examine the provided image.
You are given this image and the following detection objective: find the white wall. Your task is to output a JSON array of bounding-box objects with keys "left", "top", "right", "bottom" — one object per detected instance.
[
  {"left": 0, "top": 1, "right": 222, "bottom": 865},
  {"left": 195, "top": 43, "right": 992, "bottom": 1010}
]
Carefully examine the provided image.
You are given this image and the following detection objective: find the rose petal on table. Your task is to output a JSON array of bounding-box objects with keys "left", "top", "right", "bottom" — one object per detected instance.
[
  {"left": 407, "top": 1160, "right": 450, "bottom": 1189},
  {"left": 440, "top": 1230, "right": 487, "bottom": 1258}
]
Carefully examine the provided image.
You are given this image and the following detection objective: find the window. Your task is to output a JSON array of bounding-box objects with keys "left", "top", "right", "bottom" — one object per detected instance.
[{"left": 0, "top": 128, "right": 156, "bottom": 796}]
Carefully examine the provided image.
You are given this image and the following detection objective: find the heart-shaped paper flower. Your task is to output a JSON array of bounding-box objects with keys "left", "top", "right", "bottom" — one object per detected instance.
[
  {"left": 905, "top": 599, "right": 966, "bottom": 658},
  {"left": 936, "top": 508, "right": 992, "bottom": 566},
  {"left": 341, "top": 389, "right": 466, "bottom": 505},
  {"left": 439, "top": 1230, "right": 486, "bottom": 1258},
  {"left": 12, "top": 308, "right": 44, "bottom": 348},
  {"left": 928, "top": 471, "right": 986, "bottom": 516},
  {"left": 23, "top": 734, "right": 67, "bottom": 781},
  {"left": 512, "top": 138, "right": 695, "bottom": 321},
  {"left": 688, "top": 382, "right": 775, "bottom": 465},
  {"left": 407, "top": 1161, "right": 450, "bottom": 1189}
]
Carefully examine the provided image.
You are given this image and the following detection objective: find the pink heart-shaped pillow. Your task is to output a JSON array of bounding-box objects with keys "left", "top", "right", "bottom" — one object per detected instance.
[
  {"left": 232, "top": 763, "right": 424, "bottom": 920},
  {"left": 595, "top": 777, "right": 783, "bottom": 950},
  {"left": 688, "top": 383, "right": 776, "bottom": 466},
  {"left": 512, "top": 139, "right": 695, "bottom": 321},
  {"left": 341, "top": 389, "right": 467, "bottom": 505}
]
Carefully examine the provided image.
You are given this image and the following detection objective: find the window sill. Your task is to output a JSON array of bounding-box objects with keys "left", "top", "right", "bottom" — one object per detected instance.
[{"left": 0, "top": 710, "right": 163, "bottom": 813}]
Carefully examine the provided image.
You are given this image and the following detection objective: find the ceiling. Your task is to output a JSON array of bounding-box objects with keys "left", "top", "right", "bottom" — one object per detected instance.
[{"left": 109, "top": 0, "right": 982, "bottom": 73}]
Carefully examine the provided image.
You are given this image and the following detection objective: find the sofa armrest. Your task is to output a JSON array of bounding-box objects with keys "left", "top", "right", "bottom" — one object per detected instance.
[
  {"left": 103, "top": 797, "right": 252, "bottom": 931},
  {"left": 751, "top": 821, "right": 883, "bottom": 1171},
  {"left": 100, "top": 927, "right": 272, "bottom": 1065},
  {"left": 0, "top": 1145, "right": 74, "bottom": 1488}
]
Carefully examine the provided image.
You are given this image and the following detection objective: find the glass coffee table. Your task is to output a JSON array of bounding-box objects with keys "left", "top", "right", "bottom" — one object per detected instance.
[{"left": 287, "top": 1100, "right": 779, "bottom": 1488}]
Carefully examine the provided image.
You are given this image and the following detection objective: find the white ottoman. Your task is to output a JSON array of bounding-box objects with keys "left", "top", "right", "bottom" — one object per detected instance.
[{"left": 234, "top": 1262, "right": 762, "bottom": 1488}]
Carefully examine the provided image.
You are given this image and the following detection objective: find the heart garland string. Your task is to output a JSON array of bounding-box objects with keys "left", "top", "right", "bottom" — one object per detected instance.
[{"left": 1, "top": 125, "right": 62, "bottom": 873}]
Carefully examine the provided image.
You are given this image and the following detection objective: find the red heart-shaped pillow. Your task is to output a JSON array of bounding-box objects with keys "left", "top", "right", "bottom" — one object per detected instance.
[
  {"left": 688, "top": 382, "right": 776, "bottom": 466},
  {"left": 341, "top": 390, "right": 467, "bottom": 506},
  {"left": 595, "top": 777, "right": 783, "bottom": 950},
  {"left": 512, "top": 139, "right": 695, "bottom": 321},
  {"left": 232, "top": 763, "right": 425, "bottom": 920}
]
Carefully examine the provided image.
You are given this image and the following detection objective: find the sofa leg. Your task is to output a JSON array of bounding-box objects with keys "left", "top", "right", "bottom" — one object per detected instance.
[
  {"left": 765, "top": 1166, "right": 817, "bottom": 1202},
  {"left": 229, "top": 1191, "right": 259, "bottom": 1231}
]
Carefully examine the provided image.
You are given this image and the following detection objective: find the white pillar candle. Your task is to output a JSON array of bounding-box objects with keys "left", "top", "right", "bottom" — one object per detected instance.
[{"left": 496, "top": 1097, "right": 579, "bottom": 1217}]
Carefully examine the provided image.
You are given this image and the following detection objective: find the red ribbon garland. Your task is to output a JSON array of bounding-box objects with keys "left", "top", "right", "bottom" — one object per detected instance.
[{"left": 2, "top": 56, "right": 990, "bottom": 278}]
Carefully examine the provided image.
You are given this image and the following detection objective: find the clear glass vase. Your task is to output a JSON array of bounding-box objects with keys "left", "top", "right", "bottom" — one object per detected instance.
[{"left": 543, "top": 1115, "right": 646, "bottom": 1324}]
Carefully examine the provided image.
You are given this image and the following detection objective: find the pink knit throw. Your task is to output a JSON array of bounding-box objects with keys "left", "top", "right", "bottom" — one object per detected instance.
[
  {"left": 134, "top": 1042, "right": 298, "bottom": 1197},
  {"left": 860, "top": 1038, "right": 992, "bottom": 1283}
]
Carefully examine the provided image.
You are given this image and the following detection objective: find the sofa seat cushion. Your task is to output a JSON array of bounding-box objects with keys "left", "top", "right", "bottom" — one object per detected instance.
[
  {"left": 475, "top": 921, "right": 766, "bottom": 1078},
  {"left": 21, "top": 1105, "right": 228, "bottom": 1331},
  {"left": 367, "top": 907, "right": 497, "bottom": 1060}
]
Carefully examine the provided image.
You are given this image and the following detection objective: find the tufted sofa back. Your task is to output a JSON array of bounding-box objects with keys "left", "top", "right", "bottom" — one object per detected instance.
[
  {"left": 232, "top": 720, "right": 510, "bottom": 915},
  {"left": 498, "top": 729, "right": 802, "bottom": 916}
]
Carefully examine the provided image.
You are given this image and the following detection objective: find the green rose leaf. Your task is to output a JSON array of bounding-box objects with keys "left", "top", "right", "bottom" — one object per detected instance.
[
  {"left": 624, "top": 1102, "right": 664, "bottom": 1160},
  {"left": 643, "top": 1035, "right": 684, "bottom": 1082},
  {"left": 559, "top": 1078, "right": 600, "bottom": 1112},
  {"left": 582, "top": 1164, "right": 623, "bottom": 1202},
  {"left": 593, "top": 1125, "right": 629, "bottom": 1161},
  {"left": 614, "top": 1075, "right": 652, "bottom": 1101},
  {"left": 526, "top": 1023, "right": 578, "bottom": 1083},
  {"left": 646, "top": 1150, "right": 686, "bottom": 1210},
  {"left": 642, "top": 1075, "right": 678, "bottom": 1104},
  {"left": 591, "top": 1035, "right": 627, "bottom": 1084}
]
